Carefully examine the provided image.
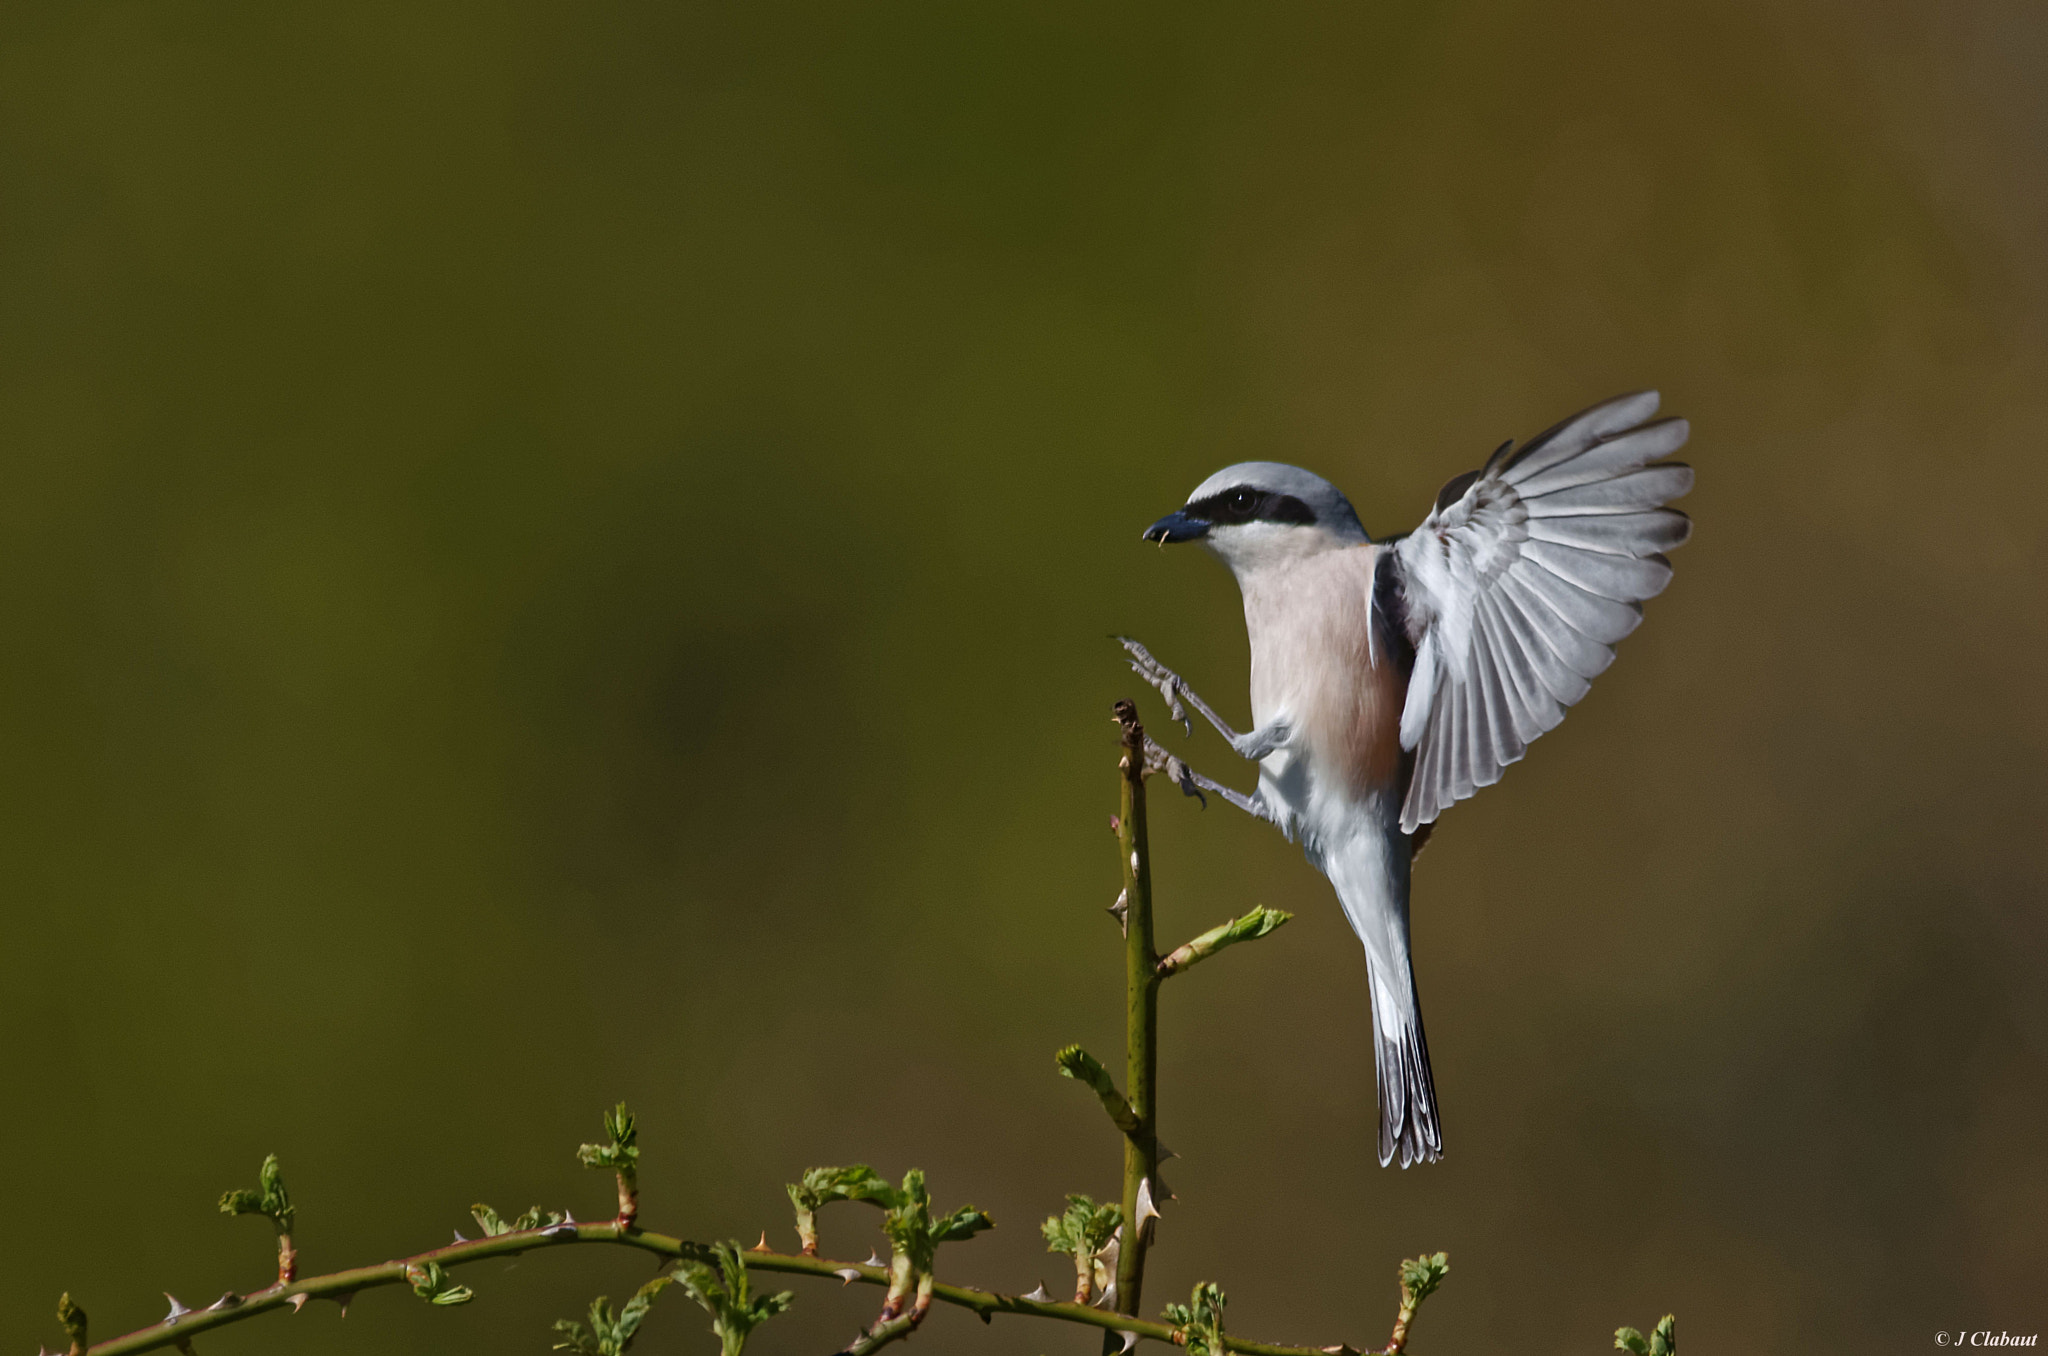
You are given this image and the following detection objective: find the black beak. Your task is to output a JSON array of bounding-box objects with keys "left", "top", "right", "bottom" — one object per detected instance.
[{"left": 1142, "top": 509, "right": 1210, "bottom": 544}]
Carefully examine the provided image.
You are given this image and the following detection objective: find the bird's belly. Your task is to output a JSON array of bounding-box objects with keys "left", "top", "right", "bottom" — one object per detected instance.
[{"left": 1245, "top": 548, "right": 1406, "bottom": 840}]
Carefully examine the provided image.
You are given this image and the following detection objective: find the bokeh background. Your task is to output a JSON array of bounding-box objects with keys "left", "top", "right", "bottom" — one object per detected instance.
[{"left": 4, "top": 1, "right": 2045, "bottom": 1352}]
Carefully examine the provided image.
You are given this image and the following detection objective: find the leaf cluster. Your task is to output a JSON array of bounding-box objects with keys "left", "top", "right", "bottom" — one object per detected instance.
[
  {"left": 1042, "top": 1193, "right": 1121, "bottom": 1299},
  {"left": 674, "top": 1242, "right": 795, "bottom": 1356},
  {"left": 553, "top": 1276, "right": 676, "bottom": 1356},
  {"left": 1055, "top": 1045, "right": 1116, "bottom": 1095},
  {"left": 1163, "top": 1281, "right": 1228, "bottom": 1356},
  {"left": 471, "top": 1203, "right": 570, "bottom": 1237},
  {"left": 1616, "top": 1314, "right": 1677, "bottom": 1356},
  {"left": 1399, "top": 1251, "right": 1449, "bottom": 1307},
  {"left": 1053, "top": 1045, "right": 1141, "bottom": 1136},
  {"left": 875, "top": 1168, "right": 994, "bottom": 1272},
  {"left": 404, "top": 1259, "right": 475, "bottom": 1307},
  {"left": 1042, "top": 1193, "right": 1122, "bottom": 1258},
  {"left": 785, "top": 1165, "right": 896, "bottom": 1250},
  {"left": 577, "top": 1103, "right": 640, "bottom": 1175},
  {"left": 787, "top": 1165, "right": 991, "bottom": 1272},
  {"left": 218, "top": 1154, "right": 295, "bottom": 1235},
  {"left": 56, "top": 1293, "right": 87, "bottom": 1352}
]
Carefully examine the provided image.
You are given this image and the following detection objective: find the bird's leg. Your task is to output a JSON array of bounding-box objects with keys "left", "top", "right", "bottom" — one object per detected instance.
[
  {"left": 1140, "top": 736, "right": 1283, "bottom": 829},
  {"left": 1116, "top": 637, "right": 1292, "bottom": 761}
]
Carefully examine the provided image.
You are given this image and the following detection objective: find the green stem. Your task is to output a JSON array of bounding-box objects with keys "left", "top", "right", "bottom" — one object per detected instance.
[
  {"left": 1112, "top": 700, "right": 1160, "bottom": 1317},
  {"left": 841, "top": 1310, "right": 918, "bottom": 1356},
  {"left": 1156, "top": 906, "right": 1292, "bottom": 979},
  {"left": 77, "top": 1226, "right": 1346, "bottom": 1356},
  {"left": 1386, "top": 1293, "right": 1419, "bottom": 1355}
]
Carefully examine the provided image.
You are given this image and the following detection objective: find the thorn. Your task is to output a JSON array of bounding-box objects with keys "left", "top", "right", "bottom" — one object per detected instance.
[
  {"left": 1107, "top": 889, "right": 1129, "bottom": 929},
  {"left": 864, "top": 1250, "right": 884, "bottom": 1267},
  {"left": 1096, "top": 1282, "right": 1118, "bottom": 1310},
  {"left": 175, "top": 1340, "right": 196, "bottom": 1356},
  {"left": 749, "top": 1231, "right": 770, "bottom": 1252},
  {"left": 288, "top": 1294, "right": 309, "bottom": 1314},
  {"left": 452, "top": 1230, "right": 469, "bottom": 1244},
  {"left": 1129, "top": 850, "right": 1140, "bottom": 874},
  {"left": 332, "top": 1290, "right": 356, "bottom": 1318},
  {"left": 163, "top": 1294, "right": 193, "bottom": 1322},
  {"left": 1156, "top": 1140, "right": 1179, "bottom": 1162},
  {"left": 204, "top": 1292, "right": 241, "bottom": 1312},
  {"left": 834, "top": 1269, "right": 862, "bottom": 1285},
  {"left": 1135, "top": 1177, "right": 1161, "bottom": 1228},
  {"left": 542, "top": 1223, "right": 579, "bottom": 1240},
  {"left": 1118, "top": 1330, "right": 1140, "bottom": 1353},
  {"left": 1021, "top": 1283, "right": 1051, "bottom": 1302}
]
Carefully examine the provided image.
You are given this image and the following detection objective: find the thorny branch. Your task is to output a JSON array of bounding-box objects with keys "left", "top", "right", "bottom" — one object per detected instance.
[
  {"left": 47, "top": 1220, "right": 1375, "bottom": 1356},
  {"left": 34, "top": 690, "right": 1648, "bottom": 1356}
]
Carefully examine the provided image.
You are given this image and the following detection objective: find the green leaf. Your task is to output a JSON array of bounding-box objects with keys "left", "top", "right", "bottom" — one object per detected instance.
[
  {"left": 789, "top": 1164, "right": 896, "bottom": 1210},
  {"left": 786, "top": 1165, "right": 900, "bottom": 1250},
  {"left": 1398, "top": 1251, "right": 1449, "bottom": 1305},
  {"left": 1163, "top": 1282, "right": 1228, "bottom": 1356},
  {"left": 1054, "top": 1046, "right": 1141, "bottom": 1135},
  {"left": 1224, "top": 904, "right": 1292, "bottom": 943},
  {"left": 57, "top": 1293, "right": 87, "bottom": 1349},
  {"left": 405, "top": 1260, "right": 475, "bottom": 1307},
  {"left": 675, "top": 1242, "right": 795, "bottom": 1356},
  {"left": 1041, "top": 1195, "right": 1122, "bottom": 1257},
  {"left": 577, "top": 1103, "right": 640, "bottom": 1173},
  {"left": 472, "top": 1203, "right": 568, "bottom": 1237},
  {"left": 1615, "top": 1315, "right": 1674, "bottom": 1356},
  {"left": 218, "top": 1154, "right": 295, "bottom": 1234},
  {"left": 1055, "top": 1045, "right": 1113, "bottom": 1092},
  {"left": 551, "top": 1317, "right": 602, "bottom": 1356},
  {"left": 930, "top": 1204, "right": 996, "bottom": 1245}
]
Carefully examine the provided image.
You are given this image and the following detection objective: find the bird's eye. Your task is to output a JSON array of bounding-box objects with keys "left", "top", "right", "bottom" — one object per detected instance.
[{"left": 1230, "top": 489, "right": 1257, "bottom": 513}]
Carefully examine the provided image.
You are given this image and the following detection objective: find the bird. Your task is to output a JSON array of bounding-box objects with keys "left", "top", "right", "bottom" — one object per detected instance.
[{"left": 1124, "top": 390, "right": 1692, "bottom": 1167}]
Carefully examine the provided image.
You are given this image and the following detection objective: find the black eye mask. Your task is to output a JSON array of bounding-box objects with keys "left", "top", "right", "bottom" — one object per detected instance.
[{"left": 1183, "top": 488, "right": 1318, "bottom": 527}]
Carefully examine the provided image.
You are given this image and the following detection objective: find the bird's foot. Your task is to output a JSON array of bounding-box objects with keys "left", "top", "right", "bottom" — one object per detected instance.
[
  {"left": 1117, "top": 636, "right": 1196, "bottom": 734},
  {"left": 1117, "top": 636, "right": 1294, "bottom": 762},
  {"left": 1140, "top": 737, "right": 1282, "bottom": 826}
]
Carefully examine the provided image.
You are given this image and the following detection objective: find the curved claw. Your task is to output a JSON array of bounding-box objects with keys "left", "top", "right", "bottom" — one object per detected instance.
[{"left": 1141, "top": 737, "right": 1206, "bottom": 806}]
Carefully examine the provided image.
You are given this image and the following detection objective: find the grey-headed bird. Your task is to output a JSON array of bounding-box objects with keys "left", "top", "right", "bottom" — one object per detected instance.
[{"left": 1126, "top": 391, "right": 1692, "bottom": 1167}]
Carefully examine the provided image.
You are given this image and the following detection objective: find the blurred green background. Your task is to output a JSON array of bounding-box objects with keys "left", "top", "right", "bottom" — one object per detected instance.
[{"left": 4, "top": 1, "right": 2044, "bottom": 1352}]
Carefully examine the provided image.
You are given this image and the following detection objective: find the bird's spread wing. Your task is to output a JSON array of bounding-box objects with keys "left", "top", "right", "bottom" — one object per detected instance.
[{"left": 1388, "top": 391, "right": 1693, "bottom": 833}]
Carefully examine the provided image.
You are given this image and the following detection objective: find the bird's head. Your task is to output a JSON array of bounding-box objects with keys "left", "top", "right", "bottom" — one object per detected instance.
[{"left": 1142, "top": 462, "right": 1368, "bottom": 577}]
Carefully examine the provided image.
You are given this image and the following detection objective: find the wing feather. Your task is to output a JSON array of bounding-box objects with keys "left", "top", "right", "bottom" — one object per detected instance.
[
  {"left": 1475, "top": 637, "right": 1528, "bottom": 772},
  {"left": 1391, "top": 393, "right": 1692, "bottom": 832},
  {"left": 1524, "top": 465, "right": 1696, "bottom": 516},
  {"left": 1510, "top": 558, "right": 1644, "bottom": 645},
  {"left": 1524, "top": 509, "right": 1692, "bottom": 556},
  {"left": 1508, "top": 417, "right": 1690, "bottom": 494},
  {"left": 1494, "top": 569, "right": 1606, "bottom": 690},
  {"left": 1499, "top": 391, "right": 1663, "bottom": 483},
  {"left": 1476, "top": 594, "right": 1560, "bottom": 743},
  {"left": 1521, "top": 539, "right": 1673, "bottom": 602}
]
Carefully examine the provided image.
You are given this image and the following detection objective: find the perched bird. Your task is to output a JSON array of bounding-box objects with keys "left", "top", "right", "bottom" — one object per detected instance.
[{"left": 1126, "top": 391, "right": 1693, "bottom": 1167}]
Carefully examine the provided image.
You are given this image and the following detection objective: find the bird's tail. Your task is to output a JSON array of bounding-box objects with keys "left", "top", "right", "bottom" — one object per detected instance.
[{"left": 1316, "top": 826, "right": 1442, "bottom": 1167}]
